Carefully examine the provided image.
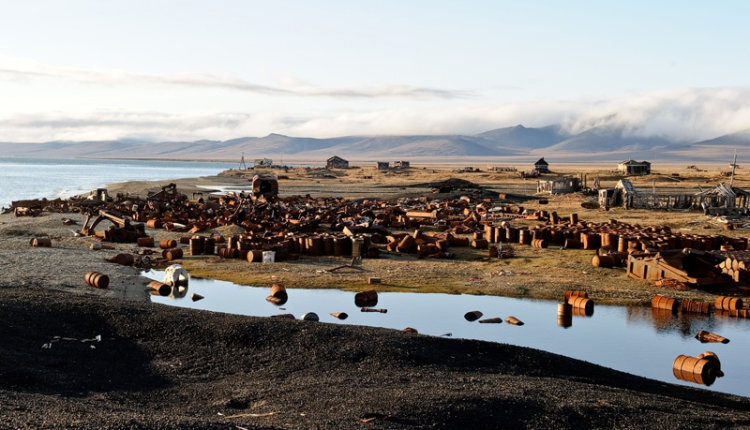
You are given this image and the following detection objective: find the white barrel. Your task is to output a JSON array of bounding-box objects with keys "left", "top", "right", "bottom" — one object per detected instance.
[
  {"left": 262, "top": 251, "right": 276, "bottom": 263},
  {"left": 163, "top": 264, "right": 190, "bottom": 298}
]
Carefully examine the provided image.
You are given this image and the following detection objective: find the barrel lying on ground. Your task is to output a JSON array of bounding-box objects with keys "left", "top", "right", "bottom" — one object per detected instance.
[
  {"left": 84, "top": 271, "right": 109, "bottom": 289},
  {"left": 568, "top": 296, "right": 594, "bottom": 316},
  {"left": 30, "top": 237, "right": 51, "bottom": 247},
  {"left": 672, "top": 352, "right": 723, "bottom": 386},
  {"left": 715, "top": 296, "right": 743, "bottom": 311},
  {"left": 652, "top": 295, "right": 679, "bottom": 313},
  {"left": 147, "top": 280, "right": 171, "bottom": 296}
]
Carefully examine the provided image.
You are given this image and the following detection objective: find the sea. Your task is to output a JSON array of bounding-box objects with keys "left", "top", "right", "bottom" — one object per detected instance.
[{"left": 0, "top": 157, "right": 235, "bottom": 209}]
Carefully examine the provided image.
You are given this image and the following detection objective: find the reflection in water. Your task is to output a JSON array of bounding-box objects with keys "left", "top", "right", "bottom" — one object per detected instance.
[{"left": 143, "top": 270, "right": 750, "bottom": 398}]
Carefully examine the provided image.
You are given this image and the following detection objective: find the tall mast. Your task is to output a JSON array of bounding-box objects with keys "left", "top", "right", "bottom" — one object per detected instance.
[{"left": 730, "top": 149, "right": 738, "bottom": 187}]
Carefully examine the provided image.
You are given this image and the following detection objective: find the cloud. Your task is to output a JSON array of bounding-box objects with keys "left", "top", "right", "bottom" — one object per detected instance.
[
  {"left": 0, "top": 57, "right": 468, "bottom": 99},
  {"left": 2, "top": 87, "right": 750, "bottom": 142}
]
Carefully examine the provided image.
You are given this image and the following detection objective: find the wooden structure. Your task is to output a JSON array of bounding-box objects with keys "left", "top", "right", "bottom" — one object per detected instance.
[
  {"left": 254, "top": 158, "right": 273, "bottom": 167},
  {"left": 376, "top": 162, "right": 389, "bottom": 170},
  {"left": 327, "top": 155, "right": 349, "bottom": 169},
  {"left": 626, "top": 249, "right": 725, "bottom": 286},
  {"left": 392, "top": 160, "right": 410, "bottom": 168},
  {"left": 599, "top": 180, "right": 749, "bottom": 212},
  {"left": 537, "top": 177, "right": 581, "bottom": 194},
  {"left": 534, "top": 157, "right": 550, "bottom": 173},
  {"left": 618, "top": 159, "right": 651, "bottom": 175}
]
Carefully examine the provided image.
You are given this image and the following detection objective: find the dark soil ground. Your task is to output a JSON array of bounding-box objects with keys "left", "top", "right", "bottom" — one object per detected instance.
[{"left": 2, "top": 284, "right": 750, "bottom": 429}]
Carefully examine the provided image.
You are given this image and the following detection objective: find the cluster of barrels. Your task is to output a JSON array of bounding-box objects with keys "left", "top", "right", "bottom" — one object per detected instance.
[
  {"left": 558, "top": 291, "right": 594, "bottom": 327},
  {"left": 718, "top": 251, "right": 750, "bottom": 284},
  {"left": 156, "top": 239, "right": 183, "bottom": 261},
  {"left": 652, "top": 294, "right": 747, "bottom": 317},
  {"left": 84, "top": 271, "right": 109, "bottom": 289},
  {"left": 385, "top": 230, "right": 459, "bottom": 258},
  {"left": 673, "top": 351, "right": 724, "bottom": 386},
  {"left": 188, "top": 235, "right": 216, "bottom": 256}
]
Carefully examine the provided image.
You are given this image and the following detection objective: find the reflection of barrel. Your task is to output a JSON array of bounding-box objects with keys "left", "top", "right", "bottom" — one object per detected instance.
[
  {"left": 137, "top": 237, "right": 155, "bottom": 247},
  {"left": 162, "top": 248, "right": 183, "bottom": 261},
  {"left": 715, "top": 296, "right": 743, "bottom": 311},
  {"left": 31, "top": 237, "right": 52, "bottom": 247},
  {"left": 147, "top": 280, "right": 171, "bottom": 296},
  {"left": 652, "top": 295, "right": 679, "bottom": 313},
  {"left": 159, "top": 239, "right": 177, "bottom": 249},
  {"left": 557, "top": 302, "right": 573, "bottom": 328},
  {"left": 464, "top": 310, "right": 483, "bottom": 322},
  {"left": 672, "top": 355, "right": 717, "bottom": 386},
  {"left": 680, "top": 299, "right": 711, "bottom": 315},
  {"left": 569, "top": 296, "right": 594, "bottom": 316},
  {"left": 266, "top": 284, "right": 288, "bottom": 305},
  {"left": 84, "top": 271, "right": 109, "bottom": 289},
  {"left": 355, "top": 290, "right": 378, "bottom": 307}
]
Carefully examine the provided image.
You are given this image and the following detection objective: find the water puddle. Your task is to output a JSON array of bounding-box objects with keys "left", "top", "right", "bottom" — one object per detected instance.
[{"left": 143, "top": 269, "right": 750, "bottom": 398}]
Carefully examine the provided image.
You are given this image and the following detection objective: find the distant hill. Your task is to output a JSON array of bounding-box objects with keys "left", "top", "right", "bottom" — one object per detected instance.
[{"left": 0, "top": 125, "right": 746, "bottom": 162}]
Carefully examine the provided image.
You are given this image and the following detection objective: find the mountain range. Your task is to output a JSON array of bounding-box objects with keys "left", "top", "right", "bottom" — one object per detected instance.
[{"left": 1, "top": 124, "right": 747, "bottom": 162}]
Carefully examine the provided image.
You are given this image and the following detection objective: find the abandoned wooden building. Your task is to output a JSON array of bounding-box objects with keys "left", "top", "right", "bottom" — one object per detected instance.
[
  {"left": 618, "top": 159, "right": 651, "bottom": 175},
  {"left": 537, "top": 177, "right": 582, "bottom": 194},
  {"left": 626, "top": 249, "right": 726, "bottom": 287},
  {"left": 599, "top": 179, "right": 750, "bottom": 212},
  {"left": 253, "top": 158, "right": 273, "bottom": 168},
  {"left": 392, "top": 160, "right": 410, "bottom": 168},
  {"left": 534, "top": 157, "right": 550, "bottom": 173},
  {"left": 376, "top": 161, "right": 389, "bottom": 170},
  {"left": 326, "top": 155, "right": 349, "bottom": 169}
]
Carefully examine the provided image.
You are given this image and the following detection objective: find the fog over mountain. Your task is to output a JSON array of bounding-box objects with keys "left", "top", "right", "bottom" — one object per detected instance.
[{"left": 0, "top": 124, "right": 746, "bottom": 162}]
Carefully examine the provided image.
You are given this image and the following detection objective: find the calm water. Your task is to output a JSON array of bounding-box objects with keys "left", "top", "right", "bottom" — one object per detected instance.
[
  {"left": 145, "top": 270, "right": 750, "bottom": 398},
  {"left": 0, "top": 157, "right": 233, "bottom": 208}
]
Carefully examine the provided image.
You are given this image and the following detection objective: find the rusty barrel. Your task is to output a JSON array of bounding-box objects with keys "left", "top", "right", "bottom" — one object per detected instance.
[
  {"left": 189, "top": 237, "right": 204, "bottom": 255},
  {"left": 518, "top": 229, "right": 531, "bottom": 245},
  {"left": 564, "top": 290, "right": 588, "bottom": 302},
  {"left": 464, "top": 310, "right": 483, "bottom": 322},
  {"left": 672, "top": 355, "right": 717, "bottom": 386},
  {"left": 355, "top": 290, "right": 378, "bottom": 307},
  {"left": 146, "top": 219, "right": 162, "bottom": 229},
  {"left": 179, "top": 237, "right": 190, "bottom": 245},
  {"left": 159, "top": 239, "right": 177, "bottom": 249},
  {"left": 715, "top": 296, "right": 743, "bottom": 311},
  {"left": 30, "top": 237, "right": 52, "bottom": 247},
  {"left": 484, "top": 225, "right": 496, "bottom": 243},
  {"left": 697, "top": 351, "right": 724, "bottom": 377},
  {"left": 471, "top": 239, "right": 488, "bottom": 249},
  {"left": 489, "top": 245, "right": 499, "bottom": 258},
  {"left": 137, "top": 237, "right": 155, "bottom": 247},
  {"left": 569, "top": 296, "right": 594, "bottom": 316},
  {"left": 569, "top": 213, "right": 578, "bottom": 224},
  {"left": 505, "top": 316, "right": 524, "bottom": 325},
  {"left": 681, "top": 299, "right": 711, "bottom": 315},
  {"left": 531, "top": 238, "right": 548, "bottom": 249},
  {"left": 330, "top": 312, "right": 349, "bottom": 320},
  {"left": 162, "top": 247, "right": 183, "bottom": 261},
  {"left": 84, "top": 271, "right": 109, "bottom": 289},
  {"left": 473, "top": 231, "right": 483, "bottom": 240},
  {"left": 147, "top": 280, "right": 171, "bottom": 296},
  {"left": 695, "top": 330, "right": 729, "bottom": 344},
  {"left": 203, "top": 237, "right": 215, "bottom": 255},
  {"left": 266, "top": 283, "right": 288, "bottom": 305},
  {"left": 246, "top": 249, "right": 264, "bottom": 263},
  {"left": 592, "top": 254, "right": 616, "bottom": 268},
  {"left": 652, "top": 295, "right": 679, "bottom": 313}
]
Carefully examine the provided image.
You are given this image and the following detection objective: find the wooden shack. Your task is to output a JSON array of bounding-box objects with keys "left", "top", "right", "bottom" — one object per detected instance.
[
  {"left": 327, "top": 155, "right": 349, "bottom": 169},
  {"left": 534, "top": 157, "right": 550, "bottom": 173},
  {"left": 376, "top": 162, "right": 389, "bottom": 170},
  {"left": 618, "top": 159, "right": 651, "bottom": 175},
  {"left": 537, "top": 177, "right": 581, "bottom": 194}
]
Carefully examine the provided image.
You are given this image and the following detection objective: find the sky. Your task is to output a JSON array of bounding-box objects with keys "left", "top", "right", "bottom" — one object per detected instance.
[{"left": 1, "top": 0, "right": 750, "bottom": 142}]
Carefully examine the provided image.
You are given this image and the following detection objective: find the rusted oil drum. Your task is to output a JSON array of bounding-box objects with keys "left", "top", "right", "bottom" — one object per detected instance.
[
  {"left": 323, "top": 236, "right": 335, "bottom": 255},
  {"left": 228, "top": 236, "right": 239, "bottom": 250},
  {"left": 30, "top": 237, "right": 52, "bottom": 247},
  {"left": 471, "top": 239, "right": 488, "bottom": 249},
  {"left": 489, "top": 245, "right": 499, "bottom": 258},
  {"left": 531, "top": 238, "right": 547, "bottom": 249},
  {"left": 355, "top": 290, "right": 378, "bottom": 307},
  {"left": 247, "top": 249, "right": 264, "bottom": 263},
  {"left": 266, "top": 283, "right": 288, "bottom": 305},
  {"left": 307, "top": 237, "right": 322, "bottom": 256},
  {"left": 473, "top": 231, "right": 483, "bottom": 241},
  {"left": 484, "top": 225, "right": 496, "bottom": 243},
  {"left": 84, "top": 271, "right": 109, "bottom": 289},
  {"left": 464, "top": 310, "right": 483, "bottom": 322},
  {"left": 564, "top": 291, "right": 588, "bottom": 302},
  {"left": 715, "top": 296, "right": 743, "bottom": 311},
  {"left": 436, "top": 239, "right": 449, "bottom": 251},
  {"left": 672, "top": 355, "right": 717, "bottom": 386},
  {"left": 697, "top": 351, "right": 724, "bottom": 377},
  {"left": 162, "top": 247, "right": 183, "bottom": 261},
  {"left": 569, "top": 213, "right": 578, "bottom": 224},
  {"left": 146, "top": 219, "right": 162, "bottom": 229},
  {"left": 518, "top": 229, "right": 530, "bottom": 245},
  {"left": 652, "top": 295, "right": 679, "bottom": 313},
  {"left": 189, "top": 237, "right": 204, "bottom": 256},
  {"left": 563, "top": 238, "right": 581, "bottom": 249},
  {"left": 397, "top": 235, "right": 416, "bottom": 253},
  {"left": 330, "top": 312, "right": 348, "bottom": 320},
  {"left": 592, "top": 254, "right": 616, "bottom": 268},
  {"left": 159, "top": 239, "right": 177, "bottom": 249},
  {"left": 505, "top": 316, "right": 524, "bottom": 325},
  {"left": 681, "top": 299, "right": 711, "bottom": 314},
  {"left": 203, "top": 237, "right": 215, "bottom": 255},
  {"left": 617, "top": 236, "right": 628, "bottom": 253},
  {"left": 137, "top": 237, "right": 155, "bottom": 247},
  {"left": 179, "top": 236, "right": 190, "bottom": 245},
  {"left": 569, "top": 296, "right": 594, "bottom": 316},
  {"left": 147, "top": 280, "right": 171, "bottom": 296}
]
